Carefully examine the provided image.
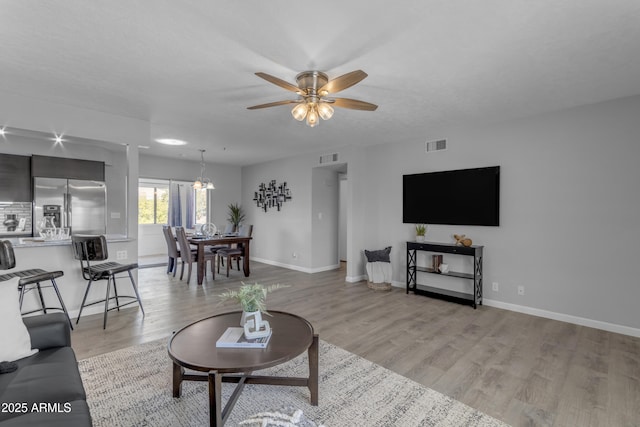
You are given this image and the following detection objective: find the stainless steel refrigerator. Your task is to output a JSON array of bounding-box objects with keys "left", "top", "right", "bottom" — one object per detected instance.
[{"left": 33, "top": 177, "right": 107, "bottom": 235}]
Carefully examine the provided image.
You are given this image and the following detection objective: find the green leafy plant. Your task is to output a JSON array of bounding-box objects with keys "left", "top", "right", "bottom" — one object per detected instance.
[
  {"left": 415, "top": 224, "right": 426, "bottom": 236},
  {"left": 218, "top": 282, "right": 288, "bottom": 314},
  {"left": 227, "top": 203, "right": 246, "bottom": 230}
]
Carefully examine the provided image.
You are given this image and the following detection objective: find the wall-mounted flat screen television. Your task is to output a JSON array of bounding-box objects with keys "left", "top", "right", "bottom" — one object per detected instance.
[{"left": 403, "top": 166, "right": 500, "bottom": 226}]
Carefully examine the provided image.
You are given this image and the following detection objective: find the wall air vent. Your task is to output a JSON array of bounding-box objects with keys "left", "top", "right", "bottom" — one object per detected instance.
[
  {"left": 425, "top": 139, "right": 447, "bottom": 153},
  {"left": 319, "top": 153, "right": 339, "bottom": 164}
]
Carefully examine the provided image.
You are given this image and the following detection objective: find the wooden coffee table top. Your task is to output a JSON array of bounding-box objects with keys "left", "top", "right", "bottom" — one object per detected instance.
[{"left": 168, "top": 311, "right": 314, "bottom": 373}]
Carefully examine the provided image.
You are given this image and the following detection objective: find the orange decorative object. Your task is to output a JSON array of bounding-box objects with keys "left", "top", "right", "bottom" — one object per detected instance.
[{"left": 453, "top": 234, "right": 473, "bottom": 247}]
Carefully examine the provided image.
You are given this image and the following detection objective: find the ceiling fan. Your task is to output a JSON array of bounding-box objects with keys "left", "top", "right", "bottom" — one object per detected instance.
[{"left": 247, "top": 70, "right": 378, "bottom": 127}]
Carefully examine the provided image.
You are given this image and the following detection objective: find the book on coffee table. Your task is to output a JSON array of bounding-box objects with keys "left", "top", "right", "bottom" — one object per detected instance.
[{"left": 216, "top": 327, "right": 272, "bottom": 348}]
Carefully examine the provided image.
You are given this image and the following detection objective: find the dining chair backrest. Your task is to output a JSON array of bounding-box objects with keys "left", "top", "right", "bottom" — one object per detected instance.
[
  {"left": 237, "top": 224, "right": 253, "bottom": 237},
  {"left": 0, "top": 240, "right": 16, "bottom": 270},
  {"left": 163, "top": 226, "right": 179, "bottom": 258},
  {"left": 174, "top": 227, "right": 192, "bottom": 262}
]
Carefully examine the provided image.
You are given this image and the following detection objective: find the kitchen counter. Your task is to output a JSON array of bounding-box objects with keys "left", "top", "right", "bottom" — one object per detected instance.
[{"left": 8, "top": 234, "right": 132, "bottom": 247}]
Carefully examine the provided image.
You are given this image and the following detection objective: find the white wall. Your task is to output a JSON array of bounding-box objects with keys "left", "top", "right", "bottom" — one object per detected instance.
[
  {"left": 311, "top": 167, "right": 339, "bottom": 270},
  {"left": 363, "top": 95, "right": 640, "bottom": 333},
  {"left": 240, "top": 95, "right": 640, "bottom": 335},
  {"left": 338, "top": 175, "right": 348, "bottom": 261},
  {"left": 241, "top": 156, "right": 313, "bottom": 271}
]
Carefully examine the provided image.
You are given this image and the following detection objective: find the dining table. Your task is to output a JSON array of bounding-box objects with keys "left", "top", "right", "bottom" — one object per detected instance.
[{"left": 187, "top": 235, "right": 253, "bottom": 285}]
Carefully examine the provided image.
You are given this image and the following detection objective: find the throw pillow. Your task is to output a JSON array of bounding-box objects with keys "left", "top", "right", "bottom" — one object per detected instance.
[
  {"left": 0, "top": 277, "right": 38, "bottom": 362},
  {"left": 364, "top": 246, "right": 392, "bottom": 263}
]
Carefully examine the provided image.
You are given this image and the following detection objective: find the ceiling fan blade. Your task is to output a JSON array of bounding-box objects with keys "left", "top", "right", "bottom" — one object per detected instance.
[
  {"left": 331, "top": 98, "right": 378, "bottom": 111},
  {"left": 255, "top": 72, "right": 303, "bottom": 94},
  {"left": 318, "top": 70, "right": 368, "bottom": 95},
  {"left": 247, "top": 100, "right": 301, "bottom": 110}
]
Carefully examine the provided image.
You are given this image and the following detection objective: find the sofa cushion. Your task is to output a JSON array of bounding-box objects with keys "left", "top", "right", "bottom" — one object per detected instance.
[
  {"left": 0, "top": 400, "right": 91, "bottom": 427},
  {"left": 0, "top": 277, "right": 37, "bottom": 362},
  {"left": 0, "top": 347, "right": 86, "bottom": 422}
]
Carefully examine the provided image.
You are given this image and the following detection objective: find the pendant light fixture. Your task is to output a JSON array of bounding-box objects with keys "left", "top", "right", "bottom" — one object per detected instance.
[{"left": 193, "top": 149, "right": 215, "bottom": 190}]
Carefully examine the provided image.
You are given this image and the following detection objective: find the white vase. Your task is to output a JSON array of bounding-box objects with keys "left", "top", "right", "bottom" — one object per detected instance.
[
  {"left": 240, "top": 310, "right": 260, "bottom": 326},
  {"left": 242, "top": 310, "right": 271, "bottom": 339},
  {"left": 416, "top": 235, "right": 425, "bottom": 242}
]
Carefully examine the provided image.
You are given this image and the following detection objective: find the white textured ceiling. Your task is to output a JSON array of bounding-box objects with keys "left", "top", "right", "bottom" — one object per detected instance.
[{"left": 1, "top": 0, "right": 639, "bottom": 165}]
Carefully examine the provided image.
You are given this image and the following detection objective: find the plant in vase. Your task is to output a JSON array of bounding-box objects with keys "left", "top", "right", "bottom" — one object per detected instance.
[
  {"left": 415, "top": 224, "right": 427, "bottom": 242},
  {"left": 227, "top": 203, "right": 246, "bottom": 232},
  {"left": 218, "top": 282, "right": 288, "bottom": 325}
]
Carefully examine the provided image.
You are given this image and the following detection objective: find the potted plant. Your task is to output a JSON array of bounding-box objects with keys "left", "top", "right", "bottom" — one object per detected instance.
[
  {"left": 219, "top": 282, "right": 287, "bottom": 326},
  {"left": 227, "top": 203, "right": 245, "bottom": 231},
  {"left": 415, "top": 224, "right": 426, "bottom": 242}
]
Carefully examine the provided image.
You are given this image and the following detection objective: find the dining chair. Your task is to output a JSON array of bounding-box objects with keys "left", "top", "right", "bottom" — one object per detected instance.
[
  {"left": 71, "top": 235, "right": 144, "bottom": 329},
  {"left": 208, "top": 223, "right": 234, "bottom": 261},
  {"left": 175, "top": 226, "right": 216, "bottom": 283},
  {"left": 216, "top": 224, "right": 253, "bottom": 277},
  {"left": 0, "top": 240, "right": 73, "bottom": 329},
  {"left": 162, "top": 225, "right": 195, "bottom": 277}
]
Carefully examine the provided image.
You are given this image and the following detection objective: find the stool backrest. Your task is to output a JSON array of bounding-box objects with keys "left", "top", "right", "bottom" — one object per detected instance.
[
  {"left": 71, "top": 235, "right": 109, "bottom": 261},
  {"left": 0, "top": 240, "right": 16, "bottom": 270}
]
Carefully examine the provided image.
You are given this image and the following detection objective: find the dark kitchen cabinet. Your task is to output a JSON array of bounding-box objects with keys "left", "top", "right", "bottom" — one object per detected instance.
[{"left": 0, "top": 154, "right": 32, "bottom": 201}]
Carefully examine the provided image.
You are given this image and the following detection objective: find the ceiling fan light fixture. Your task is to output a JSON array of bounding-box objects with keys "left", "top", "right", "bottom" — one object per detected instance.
[
  {"left": 306, "top": 105, "right": 319, "bottom": 127},
  {"left": 318, "top": 103, "right": 334, "bottom": 120},
  {"left": 291, "top": 103, "right": 308, "bottom": 121},
  {"left": 249, "top": 69, "right": 377, "bottom": 127}
]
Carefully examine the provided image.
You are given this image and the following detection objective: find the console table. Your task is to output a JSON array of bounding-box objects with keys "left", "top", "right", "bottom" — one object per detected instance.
[{"left": 406, "top": 241, "right": 483, "bottom": 308}]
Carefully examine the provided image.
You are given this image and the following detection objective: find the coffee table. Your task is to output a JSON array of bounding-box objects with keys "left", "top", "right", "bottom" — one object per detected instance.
[{"left": 168, "top": 311, "right": 319, "bottom": 426}]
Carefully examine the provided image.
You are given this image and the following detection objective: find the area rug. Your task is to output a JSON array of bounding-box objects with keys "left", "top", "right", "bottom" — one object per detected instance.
[{"left": 79, "top": 339, "right": 509, "bottom": 427}]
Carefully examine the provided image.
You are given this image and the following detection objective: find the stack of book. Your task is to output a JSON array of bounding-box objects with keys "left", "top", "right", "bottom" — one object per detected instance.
[
  {"left": 432, "top": 254, "right": 443, "bottom": 272},
  {"left": 216, "top": 327, "right": 272, "bottom": 348}
]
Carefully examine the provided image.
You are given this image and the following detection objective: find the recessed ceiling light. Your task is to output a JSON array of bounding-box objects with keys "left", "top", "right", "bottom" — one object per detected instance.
[
  {"left": 155, "top": 138, "right": 187, "bottom": 146},
  {"left": 0, "top": 127, "right": 5, "bottom": 136},
  {"left": 54, "top": 134, "right": 64, "bottom": 144},
  {"left": 139, "top": 145, "right": 150, "bottom": 149}
]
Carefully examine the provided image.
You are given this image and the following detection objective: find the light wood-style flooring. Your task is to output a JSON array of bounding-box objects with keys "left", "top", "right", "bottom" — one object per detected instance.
[{"left": 71, "top": 261, "right": 640, "bottom": 427}]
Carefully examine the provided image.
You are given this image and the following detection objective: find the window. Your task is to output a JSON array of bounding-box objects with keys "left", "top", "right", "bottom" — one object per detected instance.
[
  {"left": 194, "top": 188, "right": 208, "bottom": 225},
  {"left": 138, "top": 184, "right": 169, "bottom": 224}
]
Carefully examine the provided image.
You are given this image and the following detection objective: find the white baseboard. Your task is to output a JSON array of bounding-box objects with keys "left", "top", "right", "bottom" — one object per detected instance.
[
  {"left": 250, "top": 257, "right": 340, "bottom": 274},
  {"left": 391, "top": 282, "right": 640, "bottom": 338},
  {"left": 483, "top": 299, "right": 640, "bottom": 338}
]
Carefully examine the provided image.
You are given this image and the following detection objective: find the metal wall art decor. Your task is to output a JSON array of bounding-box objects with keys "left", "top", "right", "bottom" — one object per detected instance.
[{"left": 253, "top": 180, "right": 292, "bottom": 212}]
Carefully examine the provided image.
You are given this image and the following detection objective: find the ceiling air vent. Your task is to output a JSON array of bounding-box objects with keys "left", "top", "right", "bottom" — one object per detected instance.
[
  {"left": 425, "top": 139, "right": 447, "bottom": 153},
  {"left": 319, "top": 153, "right": 339, "bottom": 164}
]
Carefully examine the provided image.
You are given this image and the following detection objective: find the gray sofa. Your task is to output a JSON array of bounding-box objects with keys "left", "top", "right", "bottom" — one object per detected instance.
[{"left": 0, "top": 313, "right": 92, "bottom": 426}]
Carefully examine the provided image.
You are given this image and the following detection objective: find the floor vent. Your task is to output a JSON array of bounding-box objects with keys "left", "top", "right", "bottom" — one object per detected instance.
[
  {"left": 425, "top": 139, "right": 447, "bottom": 153},
  {"left": 319, "top": 153, "right": 339, "bottom": 164}
]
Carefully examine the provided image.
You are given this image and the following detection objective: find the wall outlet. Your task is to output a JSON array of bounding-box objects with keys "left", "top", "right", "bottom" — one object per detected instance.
[
  {"left": 517, "top": 285, "right": 525, "bottom": 296},
  {"left": 492, "top": 282, "right": 499, "bottom": 292},
  {"left": 116, "top": 250, "right": 127, "bottom": 260}
]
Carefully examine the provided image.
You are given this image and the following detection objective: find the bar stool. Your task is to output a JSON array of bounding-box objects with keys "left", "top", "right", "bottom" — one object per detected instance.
[
  {"left": 71, "top": 235, "right": 144, "bottom": 329},
  {"left": 0, "top": 240, "right": 73, "bottom": 329}
]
